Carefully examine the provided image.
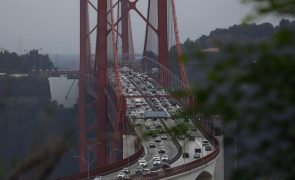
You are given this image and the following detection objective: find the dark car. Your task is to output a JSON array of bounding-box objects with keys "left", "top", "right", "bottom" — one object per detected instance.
[
  {"left": 205, "top": 145, "right": 213, "bottom": 151},
  {"left": 158, "top": 148, "right": 166, "bottom": 154},
  {"left": 202, "top": 140, "right": 209, "bottom": 146},
  {"left": 160, "top": 162, "right": 170, "bottom": 169},
  {"left": 189, "top": 136, "right": 195, "bottom": 141},
  {"left": 149, "top": 143, "right": 156, "bottom": 148},
  {"left": 154, "top": 137, "right": 161, "bottom": 143},
  {"left": 183, "top": 152, "right": 189, "bottom": 158},
  {"left": 135, "top": 167, "right": 144, "bottom": 174},
  {"left": 195, "top": 148, "right": 201, "bottom": 153}
]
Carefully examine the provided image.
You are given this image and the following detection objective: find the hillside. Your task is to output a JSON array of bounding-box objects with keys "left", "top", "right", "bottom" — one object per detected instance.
[
  {"left": 0, "top": 76, "right": 77, "bottom": 178},
  {"left": 183, "top": 19, "right": 295, "bottom": 85},
  {"left": 182, "top": 19, "right": 295, "bottom": 51},
  {"left": 0, "top": 50, "right": 55, "bottom": 73}
]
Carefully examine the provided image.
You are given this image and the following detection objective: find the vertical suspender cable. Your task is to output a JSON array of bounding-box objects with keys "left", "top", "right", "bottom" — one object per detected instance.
[
  {"left": 171, "top": 0, "right": 189, "bottom": 90},
  {"left": 129, "top": 12, "right": 136, "bottom": 63},
  {"left": 110, "top": 0, "right": 122, "bottom": 97}
]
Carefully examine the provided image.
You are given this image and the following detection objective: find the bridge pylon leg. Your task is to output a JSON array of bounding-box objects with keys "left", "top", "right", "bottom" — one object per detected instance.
[
  {"left": 96, "top": 0, "right": 108, "bottom": 167},
  {"left": 79, "top": 0, "right": 88, "bottom": 172}
]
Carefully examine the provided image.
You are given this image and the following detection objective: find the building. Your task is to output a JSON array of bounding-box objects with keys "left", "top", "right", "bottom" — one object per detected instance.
[{"left": 0, "top": 48, "right": 7, "bottom": 53}]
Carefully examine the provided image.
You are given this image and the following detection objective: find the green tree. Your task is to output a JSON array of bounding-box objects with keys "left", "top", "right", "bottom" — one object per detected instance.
[{"left": 186, "top": 1, "right": 295, "bottom": 179}]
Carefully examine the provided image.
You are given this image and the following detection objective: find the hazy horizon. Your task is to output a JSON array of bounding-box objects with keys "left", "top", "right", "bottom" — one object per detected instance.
[{"left": 0, "top": 0, "right": 284, "bottom": 55}]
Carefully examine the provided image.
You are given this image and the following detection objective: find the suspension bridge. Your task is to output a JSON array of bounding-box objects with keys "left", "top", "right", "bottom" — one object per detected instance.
[{"left": 59, "top": 0, "right": 223, "bottom": 179}]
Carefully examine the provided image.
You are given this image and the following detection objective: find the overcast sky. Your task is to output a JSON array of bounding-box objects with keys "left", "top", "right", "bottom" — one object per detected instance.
[{"left": 0, "top": 0, "right": 283, "bottom": 55}]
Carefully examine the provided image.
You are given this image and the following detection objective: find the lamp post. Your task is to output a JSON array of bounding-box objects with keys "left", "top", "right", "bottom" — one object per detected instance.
[
  {"left": 228, "top": 121, "right": 237, "bottom": 170},
  {"left": 86, "top": 142, "right": 101, "bottom": 178},
  {"left": 23, "top": 49, "right": 27, "bottom": 71},
  {"left": 73, "top": 155, "right": 89, "bottom": 179},
  {"left": 183, "top": 137, "right": 186, "bottom": 164},
  {"left": 32, "top": 50, "right": 36, "bottom": 72},
  {"left": 201, "top": 136, "right": 204, "bottom": 158},
  {"left": 39, "top": 48, "right": 43, "bottom": 71}
]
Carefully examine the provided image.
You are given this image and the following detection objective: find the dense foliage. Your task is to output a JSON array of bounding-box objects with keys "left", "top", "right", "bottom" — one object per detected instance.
[
  {"left": 182, "top": 5, "right": 295, "bottom": 180},
  {"left": 0, "top": 77, "right": 77, "bottom": 179},
  {"left": 182, "top": 19, "right": 295, "bottom": 52},
  {"left": 0, "top": 49, "right": 55, "bottom": 73}
]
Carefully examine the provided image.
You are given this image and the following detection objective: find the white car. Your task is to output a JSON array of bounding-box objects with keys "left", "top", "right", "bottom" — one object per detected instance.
[
  {"left": 94, "top": 176, "right": 102, "bottom": 180},
  {"left": 122, "top": 167, "right": 130, "bottom": 174},
  {"left": 161, "top": 155, "right": 169, "bottom": 161},
  {"left": 160, "top": 135, "right": 168, "bottom": 140},
  {"left": 194, "top": 152, "right": 201, "bottom": 159},
  {"left": 117, "top": 172, "right": 126, "bottom": 178},
  {"left": 139, "top": 160, "right": 147, "bottom": 167},
  {"left": 138, "top": 158, "right": 145, "bottom": 164},
  {"left": 153, "top": 160, "right": 161, "bottom": 166},
  {"left": 153, "top": 154, "right": 160, "bottom": 160},
  {"left": 128, "top": 92, "right": 134, "bottom": 96},
  {"left": 142, "top": 168, "right": 150, "bottom": 175},
  {"left": 153, "top": 157, "right": 160, "bottom": 162},
  {"left": 135, "top": 120, "right": 142, "bottom": 126}
]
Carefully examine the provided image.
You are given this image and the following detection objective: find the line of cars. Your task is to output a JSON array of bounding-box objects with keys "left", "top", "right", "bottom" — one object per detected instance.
[
  {"left": 126, "top": 70, "right": 193, "bottom": 169},
  {"left": 141, "top": 76, "right": 215, "bottom": 162},
  {"left": 118, "top": 70, "right": 173, "bottom": 178},
  {"left": 202, "top": 140, "right": 213, "bottom": 151},
  {"left": 116, "top": 167, "right": 131, "bottom": 179},
  {"left": 122, "top": 69, "right": 214, "bottom": 174},
  {"left": 123, "top": 70, "right": 181, "bottom": 123},
  {"left": 113, "top": 69, "right": 215, "bottom": 179}
]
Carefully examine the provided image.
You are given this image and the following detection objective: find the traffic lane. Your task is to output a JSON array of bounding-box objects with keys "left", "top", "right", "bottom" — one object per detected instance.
[
  {"left": 101, "top": 136, "right": 179, "bottom": 179},
  {"left": 141, "top": 135, "right": 179, "bottom": 168},
  {"left": 101, "top": 118, "right": 177, "bottom": 176},
  {"left": 151, "top": 136, "right": 177, "bottom": 160},
  {"left": 123, "top": 70, "right": 215, "bottom": 170},
  {"left": 170, "top": 136, "right": 214, "bottom": 168},
  {"left": 100, "top": 136, "right": 149, "bottom": 179}
]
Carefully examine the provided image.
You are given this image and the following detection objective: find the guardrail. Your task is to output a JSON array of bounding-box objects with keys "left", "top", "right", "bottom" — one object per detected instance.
[
  {"left": 149, "top": 118, "right": 183, "bottom": 172},
  {"left": 159, "top": 119, "right": 183, "bottom": 165}
]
